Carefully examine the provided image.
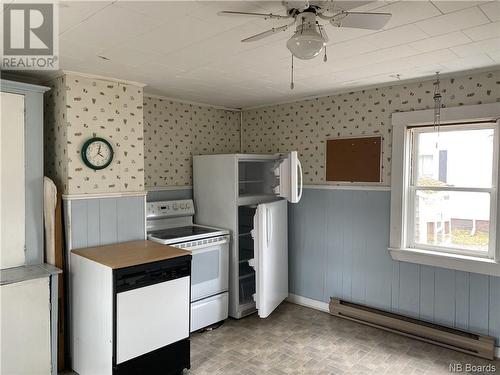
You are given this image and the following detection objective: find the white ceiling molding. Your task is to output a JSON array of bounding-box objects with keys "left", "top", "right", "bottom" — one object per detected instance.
[
  {"left": 61, "top": 70, "right": 147, "bottom": 88},
  {"left": 14, "top": 69, "right": 148, "bottom": 88},
  {"left": 144, "top": 92, "right": 241, "bottom": 112},
  {"left": 241, "top": 66, "right": 500, "bottom": 110}
]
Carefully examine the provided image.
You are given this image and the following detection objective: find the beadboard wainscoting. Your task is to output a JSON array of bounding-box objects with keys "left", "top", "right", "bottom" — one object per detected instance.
[
  {"left": 289, "top": 188, "right": 500, "bottom": 345},
  {"left": 63, "top": 195, "right": 146, "bottom": 252}
]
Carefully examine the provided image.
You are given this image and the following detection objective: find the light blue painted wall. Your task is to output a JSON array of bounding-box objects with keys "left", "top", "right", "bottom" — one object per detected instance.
[
  {"left": 67, "top": 196, "right": 145, "bottom": 250},
  {"left": 289, "top": 188, "right": 500, "bottom": 345}
]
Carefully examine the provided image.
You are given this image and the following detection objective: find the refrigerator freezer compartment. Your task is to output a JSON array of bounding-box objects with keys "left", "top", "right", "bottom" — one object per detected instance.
[{"left": 238, "top": 160, "right": 278, "bottom": 196}]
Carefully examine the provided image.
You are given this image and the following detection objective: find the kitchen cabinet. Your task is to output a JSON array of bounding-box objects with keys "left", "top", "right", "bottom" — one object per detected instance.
[
  {"left": 0, "top": 79, "right": 60, "bottom": 375},
  {"left": 1, "top": 79, "right": 48, "bottom": 268}
]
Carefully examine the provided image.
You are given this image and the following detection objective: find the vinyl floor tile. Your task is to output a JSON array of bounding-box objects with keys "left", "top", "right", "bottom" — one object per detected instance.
[{"left": 188, "top": 303, "right": 499, "bottom": 375}]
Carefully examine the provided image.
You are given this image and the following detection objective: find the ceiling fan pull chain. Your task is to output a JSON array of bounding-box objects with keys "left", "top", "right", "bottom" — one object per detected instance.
[
  {"left": 317, "top": 23, "right": 327, "bottom": 62},
  {"left": 290, "top": 54, "right": 295, "bottom": 90}
]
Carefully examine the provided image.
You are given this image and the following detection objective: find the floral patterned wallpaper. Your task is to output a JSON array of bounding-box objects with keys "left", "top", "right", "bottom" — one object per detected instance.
[
  {"left": 44, "top": 69, "right": 499, "bottom": 192},
  {"left": 44, "top": 73, "right": 145, "bottom": 194},
  {"left": 242, "top": 70, "right": 500, "bottom": 185},
  {"left": 143, "top": 95, "right": 241, "bottom": 187}
]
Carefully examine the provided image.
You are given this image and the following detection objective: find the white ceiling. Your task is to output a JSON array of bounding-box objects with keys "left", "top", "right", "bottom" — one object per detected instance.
[{"left": 16, "top": 1, "right": 500, "bottom": 108}]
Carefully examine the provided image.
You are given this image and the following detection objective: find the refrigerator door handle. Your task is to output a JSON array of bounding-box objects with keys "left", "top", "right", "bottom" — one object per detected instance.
[
  {"left": 266, "top": 208, "right": 272, "bottom": 247},
  {"left": 297, "top": 158, "right": 303, "bottom": 202}
]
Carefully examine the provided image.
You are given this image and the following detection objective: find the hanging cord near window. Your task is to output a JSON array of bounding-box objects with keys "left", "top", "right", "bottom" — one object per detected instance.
[
  {"left": 433, "top": 72, "right": 442, "bottom": 129},
  {"left": 433, "top": 71, "right": 442, "bottom": 148}
]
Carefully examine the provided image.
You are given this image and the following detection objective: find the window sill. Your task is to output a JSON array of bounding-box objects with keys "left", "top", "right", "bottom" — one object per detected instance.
[{"left": 389, "top": 248, "right": 500, "bottom": 277}]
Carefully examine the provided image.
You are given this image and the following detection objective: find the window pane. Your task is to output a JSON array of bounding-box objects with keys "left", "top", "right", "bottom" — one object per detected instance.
[
  {"left": 413, "top": 190, "right": 490, "bottom": 253},
  {"left": 416, "top": 128, "right": 494, "bottom": 188}
]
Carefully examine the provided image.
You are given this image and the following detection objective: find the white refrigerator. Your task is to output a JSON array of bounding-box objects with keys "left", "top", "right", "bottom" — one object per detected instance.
[{"left": 193, "top": 152, "right": 303, "bottom": 319}]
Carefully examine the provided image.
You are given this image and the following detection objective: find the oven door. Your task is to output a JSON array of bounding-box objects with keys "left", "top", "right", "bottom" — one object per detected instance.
[{"left": 188, "top": 236, "right": 229, "bottom": 302}]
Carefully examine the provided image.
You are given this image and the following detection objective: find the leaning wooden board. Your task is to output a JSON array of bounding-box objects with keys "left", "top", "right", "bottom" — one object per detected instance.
[
  {"left": 54, "top": 194, "right": 66, "bottom": 370},
  {"left": 72, "top": 240, "right": 191, "bottom": 269}
]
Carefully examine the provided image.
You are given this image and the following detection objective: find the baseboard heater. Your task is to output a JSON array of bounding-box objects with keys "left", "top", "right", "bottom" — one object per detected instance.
[{"left": 329, "top": 298, "right": 495, "bottom": 360}]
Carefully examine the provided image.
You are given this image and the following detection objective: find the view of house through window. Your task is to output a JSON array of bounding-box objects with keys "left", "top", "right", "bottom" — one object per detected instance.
[{"left": 408, "top": 124, "right": 497, "bottom": 257}]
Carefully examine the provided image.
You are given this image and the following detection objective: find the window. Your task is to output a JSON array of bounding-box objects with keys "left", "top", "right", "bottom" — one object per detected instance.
[
  {"left": 389, "top": 103, "right": 500, "bottom": 276},
  {"left": 408, "top": 124, "right": 497, "bottom": 258}
]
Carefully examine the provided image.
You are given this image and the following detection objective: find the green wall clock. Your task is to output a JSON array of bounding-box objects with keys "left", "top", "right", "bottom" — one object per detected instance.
[{"left": 81, "top": 137, "right": 114, "bottom": 170}]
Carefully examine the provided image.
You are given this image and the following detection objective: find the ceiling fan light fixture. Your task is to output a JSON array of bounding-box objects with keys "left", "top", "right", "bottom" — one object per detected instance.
[{"left": 286, "top": 28, "right": 325, "bottom": 60}]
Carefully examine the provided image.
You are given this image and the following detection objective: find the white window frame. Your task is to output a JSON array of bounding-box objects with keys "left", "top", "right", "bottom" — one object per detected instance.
[
  {"left": 408, "top": 123, "right": 498, "bottom": 258},
  {"left": 389, "top": 102, "right": 500, "bottom": 277}
]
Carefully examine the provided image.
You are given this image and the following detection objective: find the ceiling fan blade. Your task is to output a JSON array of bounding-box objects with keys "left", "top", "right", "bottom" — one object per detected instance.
[
  {"left": 218, "top": 11, "right": 289, "bottom": 20},
  {"left": 241, "top": 24, "right": 291, "bottom": 42},
  {"left": 332, "top": 12, "right": 391, "bottom": 30}
]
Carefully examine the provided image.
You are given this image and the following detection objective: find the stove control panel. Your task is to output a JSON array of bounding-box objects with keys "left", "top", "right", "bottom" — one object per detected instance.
[{"left": 147, "top": 199, "right": 195, "bottom": 219}]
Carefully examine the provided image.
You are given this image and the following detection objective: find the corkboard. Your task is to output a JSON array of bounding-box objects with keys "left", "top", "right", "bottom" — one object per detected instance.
[{"left": 326, "top": 136, "right": 381, "bottom": 182}]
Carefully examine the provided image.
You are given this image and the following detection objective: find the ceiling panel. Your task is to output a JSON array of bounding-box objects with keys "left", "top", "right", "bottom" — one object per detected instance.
[
  {"left": 360, "top": 24, "right": 429, "bottom": 49},
  {"left": 115, "top": 1, "right": 201, "bottom": 20},
  {"left": 431, "top": 1, "right": 488, "bottom": 14},
  {"left": 409, "top": 31, "right": 471, "bottom": 53},
  {"left": 59, "top": 3, "right": 165, "bottom": 49},
  {"left": 480, "top": 1, "right": 500, "bottom": 22},
  {"left": 58, "top": 36, "right": 104, "bottom": 60},
  {"left": 441, "top": 53, "right": 495, "bottom": 71},
  {"left": 462, "top": 21, "right": 500, "bottom": 41},
  {"left": 327, "top": 36, "right": 380, "bottom": 58},
  {"left": 324, "top": 27, "right": 378, "bottom": 44},
  {"left": 488, "top": 50, "right": 500, "bottom": 63},
  {"left": 28, "top": 1, "right": 498, "bottom": 108},
  {"left": 113, "top": 15, "right": 219, "bottom": 56},
  {"left": 374, "top": 1, "right": 441, "bottom": 29},
  {"left": 346, "top": 1, "right": 395, "bottom": 13},
  {"left": 415, "top": 7, "right": 490, "bottom": 36},
  {"left": 98, "top": 46, "right": 163, "bottom": 68},
  {"left": 58, "top": 1, "right": 113, "bottom": 34},
  {"left": 450, "top": 37, "right": 500, "bottom": 57}
]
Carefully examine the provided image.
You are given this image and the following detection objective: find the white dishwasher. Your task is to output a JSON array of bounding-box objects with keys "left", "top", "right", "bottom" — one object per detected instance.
[
  {"left": 115, "top": 260, "right": 191, "bottom": 366},
  {"left": 70, "top": 241, "right": 192, "bottom": 375}
]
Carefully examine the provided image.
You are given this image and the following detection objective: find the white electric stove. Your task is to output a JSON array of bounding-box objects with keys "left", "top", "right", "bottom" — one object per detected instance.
[{"left": 146, "top": 199, "right": 229, "bottom": 332}]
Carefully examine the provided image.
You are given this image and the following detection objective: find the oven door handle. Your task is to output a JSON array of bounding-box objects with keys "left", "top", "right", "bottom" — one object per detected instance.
[{"left": 176, "top": 237, "right": 229, "bottom": 252}]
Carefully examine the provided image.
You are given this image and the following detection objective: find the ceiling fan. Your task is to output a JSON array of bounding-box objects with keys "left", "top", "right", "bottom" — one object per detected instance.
[{"left": 218, "top": 1, "right": 392, "bottom": 89}]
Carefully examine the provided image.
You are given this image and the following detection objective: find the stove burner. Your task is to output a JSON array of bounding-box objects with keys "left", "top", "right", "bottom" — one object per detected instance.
[{"left": 148, "top": 226, "right": 218, "bottom": 240}]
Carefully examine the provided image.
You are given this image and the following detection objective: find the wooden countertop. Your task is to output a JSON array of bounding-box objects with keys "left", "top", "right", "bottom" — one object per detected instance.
[{"left": 72, "top": 240, "right": 191, "bottom": 269}]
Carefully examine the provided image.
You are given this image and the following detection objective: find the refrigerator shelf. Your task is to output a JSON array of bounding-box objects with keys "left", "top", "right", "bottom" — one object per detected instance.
[{"left": 238, "top": 194, "right": 279, "bottom": 206}]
